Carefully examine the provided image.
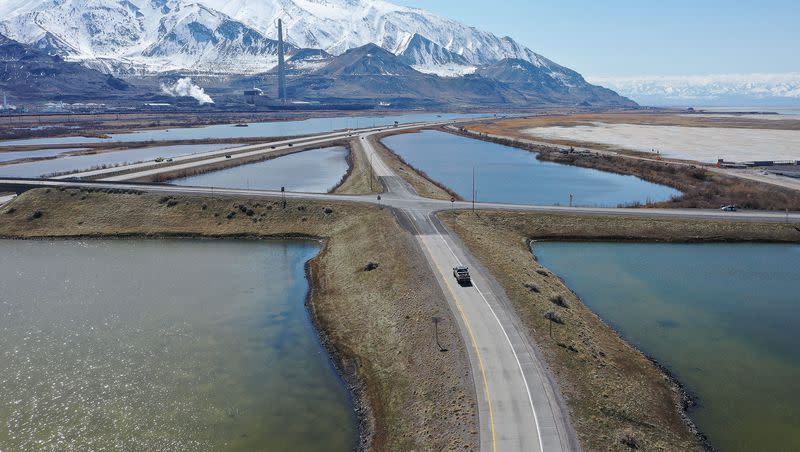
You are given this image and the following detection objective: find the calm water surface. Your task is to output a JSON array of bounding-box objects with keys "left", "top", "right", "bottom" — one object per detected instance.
[
  {"left": 0, "top": 144, "right": 232, "bottom": 178},
  {"left": 0, "top": 113, "right": 488, "bottom": 147},
  {"left": 533, "top": 242, "right": 800, "bottom": 451},
  {"left": 172, "top": 147, "right": 348, "bottom": 193},
  {"left": 0, "top": 148, "right": 86, "bottom": 164},
  {"left": 383, "top": 131, "right": 681, "bottom": 206},
  {"left": 0, "top": 239, "right": 356, "bottom": 450}
]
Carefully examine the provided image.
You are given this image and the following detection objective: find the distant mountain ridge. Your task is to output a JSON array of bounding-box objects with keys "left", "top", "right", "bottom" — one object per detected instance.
[
  {"left": 1, "top": 0, "right": 588, "bottom": 79},
  {"left": 0, "top": 32, "right": 135, "bottom": 102},
  {"left": 0, "top": 0, "right": 637, "bottom": 108}
]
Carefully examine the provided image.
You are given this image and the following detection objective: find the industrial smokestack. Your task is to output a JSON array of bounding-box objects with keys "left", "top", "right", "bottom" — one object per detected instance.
[{"left": 277, "top": 19, "right": 287, "bottom": 102}]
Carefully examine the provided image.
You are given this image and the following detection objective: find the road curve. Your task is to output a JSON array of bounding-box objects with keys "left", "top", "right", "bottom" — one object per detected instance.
[
  {"left": 358, "top": 130, "right": 579, "bottom": 451},
  {"left": 3, "top": 120, "right": 799, "bottom": 451}
]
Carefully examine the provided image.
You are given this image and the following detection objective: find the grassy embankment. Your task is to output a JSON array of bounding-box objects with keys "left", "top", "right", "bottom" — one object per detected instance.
[
  {"left": 439, "top": 209, "right": 800, "bottom": 450},
  {"left": 369, "top": 132, "right": 460, "bottom": 201},
  {"left": 334, "top": 138, "right": 382, "bottom": 195},
  {"left": 0, "top": 188, "right": 478, "bottom": 451},
  {"left": 455, "top": 122, "right": 800, "bottom": 211}
]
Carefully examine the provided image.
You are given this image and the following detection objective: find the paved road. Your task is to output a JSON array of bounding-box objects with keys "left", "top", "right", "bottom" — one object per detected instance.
[
  {"left": 3, "top": 124, "right": 800, "bottom": 451},
  {"left": 359, "top": 130, "right": 578, "bottom": 451}
]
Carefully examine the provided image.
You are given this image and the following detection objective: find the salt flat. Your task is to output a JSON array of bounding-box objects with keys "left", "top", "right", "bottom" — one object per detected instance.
[{"left": 525, "top": 123, "right": 800, "bottom": 163}]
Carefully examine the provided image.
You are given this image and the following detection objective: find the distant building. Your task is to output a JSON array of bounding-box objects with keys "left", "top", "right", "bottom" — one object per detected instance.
[
  {"left": 244, "top": 88, "right": 263, "bottom": 105},
  {"left": 0, "top": 92, "right": 16, "bottom": 111}
]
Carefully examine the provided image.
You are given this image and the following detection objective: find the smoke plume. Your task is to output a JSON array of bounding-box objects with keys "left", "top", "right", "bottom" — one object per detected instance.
[{"left": 160, "top": 77, "right": 214, "bottom": 104}]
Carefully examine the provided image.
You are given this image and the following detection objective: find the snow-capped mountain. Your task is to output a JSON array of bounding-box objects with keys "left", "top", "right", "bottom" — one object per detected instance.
[
  {"left": 0, "top": 0, "right": 573, "bottom": 79},
  {"left": 0, "top": 0, "right": 296, "bottom": 75},
  {"left": 588, "top": 73, "right": 800, "bottom": 106}
]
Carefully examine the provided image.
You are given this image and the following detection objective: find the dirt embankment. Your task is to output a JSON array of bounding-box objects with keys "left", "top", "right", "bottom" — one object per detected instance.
[
  {"left": 0, "top": 188, "right": 479, "bottom": 451},
  {"left": 439, "top": 209, "right": 800, "bottom": 451},
  {"left": 334, "top": 138, "right": 382, "bottom": 195},
  {"left": 369, "top": 131, "right": 461, "bottom": 201},
  {"left": 450, "top": 127, "right": 800, "bottom": 211}
]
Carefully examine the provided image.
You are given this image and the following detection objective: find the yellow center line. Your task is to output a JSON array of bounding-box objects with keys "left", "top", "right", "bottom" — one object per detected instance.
[{"left": 417, "top": 236, "right": 498, "bottom": 452}]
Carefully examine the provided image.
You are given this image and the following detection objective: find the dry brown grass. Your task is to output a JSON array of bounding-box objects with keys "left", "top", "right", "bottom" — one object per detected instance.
[
  {"left": 370, "top": 132, "right": 461, "bottom": 201},
  {"left": 0, "top": 189, "right": 478, "bottom": 451},
  {"left": 439, "top": 210, "right": 800, "bottom": 451},
  {"left": 449, "top": 128, "right": 800, "bottom": 211},
  {"left": 334, "top": 138, "right": 382, "bottom": 195},
  {"left": 475, "top": 112, "right": 800, "bottom": 133}
]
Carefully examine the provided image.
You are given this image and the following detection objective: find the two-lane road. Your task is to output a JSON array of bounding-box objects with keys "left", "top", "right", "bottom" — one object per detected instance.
[
  {"left": 360, "top": 129, "right": 579, "bottom": 451},
  {"left": 3, "top": 122, "right": 799, "bottom": 451}
]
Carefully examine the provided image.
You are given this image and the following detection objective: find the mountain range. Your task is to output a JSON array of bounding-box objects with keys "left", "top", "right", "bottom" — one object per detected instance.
[
  {"left": 589, "top": 73, "right": 800, "bottom": 107},
  {"left": 0, "top": 0, "right": 636, "bottom": 108}
]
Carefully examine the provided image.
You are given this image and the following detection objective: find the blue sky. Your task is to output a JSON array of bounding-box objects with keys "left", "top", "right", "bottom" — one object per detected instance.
[{"left": 393, "top": 0, "right": 799, "bottom": 77}]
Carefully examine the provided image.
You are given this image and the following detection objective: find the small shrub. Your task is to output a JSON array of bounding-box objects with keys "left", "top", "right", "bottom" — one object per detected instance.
[
  {"left": 620, "top": 434, "right": 639, "bottom": 449},
  {"left": 226, "top": 211, "right": 236, "bottom": 220},
  {"left": 297, "top": 206, "right": 306, "bottom": 211},
  {"left": 324, "top": 207, "right": 334, "bottom": 214},
  {"left": 550, "top": 295, "right": 568, "bottom": 308},
  {"left": 544, "top": 312, "right": 564, "bottom": 325},
  {"left": 158, "top": 196, "right": 171, "bottom": 204},
  {"left": 536, "top": 269, "right": 549, "bottom": 277},
  {"left": 4, "top": 207, "right": 15, "bottom": 215},
  {"left": 201, "top": 204, "right": 208, "bottom": 210},
  {"left": 245, "top": 208, "right": 255, "bottom": 217},
  {"left": 29, "top": 210, "right": 44, "bottom": 220},
  {"left": 166, "top": 200, "right": 179, "bottom": 207},
  {"left": 364, "top": 262, "right": 380, "bottom": 271},
  {"left": 524, "top": 283, "right": 540, "bottom": 293}
]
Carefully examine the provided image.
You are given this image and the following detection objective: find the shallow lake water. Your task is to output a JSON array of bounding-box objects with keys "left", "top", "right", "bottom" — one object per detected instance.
[
  {"left": 171, "top": 146, "right": 349, "bottom": 192},
  {"left": 382, "top": 130, "right": 681, "bottom": 206},
  {"left": 0, "top": 239, "right": 356, "bottom": 450},
  {"left": 533, "top": 242, "right": 800, "bottom": 451},
  {"left": 0, "top": 144, "right": 233, "bottom": 178},
  {"left": 0, "top": 148, "right": 85, "bottom": 164},
  {"left": 0, "top": 112, "right": 488, "bottom": 147}
]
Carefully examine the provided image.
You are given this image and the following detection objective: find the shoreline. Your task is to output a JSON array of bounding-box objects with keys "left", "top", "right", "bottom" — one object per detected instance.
[
  {"left": 440, "top": 209, "right": 799, "bottom": 449},
  {"left": 528, "top": 238, "right": 714, "bottom": 451},
  {"left": 0, "top": 188, "right": 479, "bottom": 450},
  {"left": 445, "top": 126, "right": 800, "bottom": 211}
]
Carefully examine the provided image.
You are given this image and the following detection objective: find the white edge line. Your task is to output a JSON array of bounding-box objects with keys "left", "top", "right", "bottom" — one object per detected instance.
[{"left": 425, "top": 212, "right": 546, "bottom": 452}]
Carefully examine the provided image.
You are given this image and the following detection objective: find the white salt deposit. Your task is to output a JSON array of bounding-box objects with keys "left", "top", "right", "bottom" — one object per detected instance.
[{"left": 526, "top": 123, "right": 800, "bottom": 163}]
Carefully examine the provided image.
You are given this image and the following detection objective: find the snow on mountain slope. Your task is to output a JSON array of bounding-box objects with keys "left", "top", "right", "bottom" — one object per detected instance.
[
  {"left": 589, "top": 73, "right": 800, "bottom": 106},
  {"left": 0, "top": 0, "right": 575, "bottom": 78}
]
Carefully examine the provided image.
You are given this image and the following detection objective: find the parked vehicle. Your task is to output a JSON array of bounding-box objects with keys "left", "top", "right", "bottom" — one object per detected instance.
[{"left": 453, "top": 266, "right": 472, "bottom": 285}]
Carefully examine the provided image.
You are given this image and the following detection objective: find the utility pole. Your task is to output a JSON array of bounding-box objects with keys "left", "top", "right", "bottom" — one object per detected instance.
[
  {"left": 432, "top": 317, "right": 447, "bottom": 352},
  {"left": 369, "top": 152, "right": 374, "bottom": 192},
  {"left": 472, "top": 166, "right": 476, "bottom": 212}
]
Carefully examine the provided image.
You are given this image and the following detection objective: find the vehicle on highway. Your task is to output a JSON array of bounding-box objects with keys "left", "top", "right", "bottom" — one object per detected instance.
[
  {"left": 453, "top": 266, "right": 472, "bottom": 285},
  {"left": 155, "top": 157, "right": 164, "bottom": 163},
  {"left": 225, "top": 154, "right": 232, "bottom": 159},
  {"left": 721, "top": 205, "right": 739, "bottom": 212}
]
